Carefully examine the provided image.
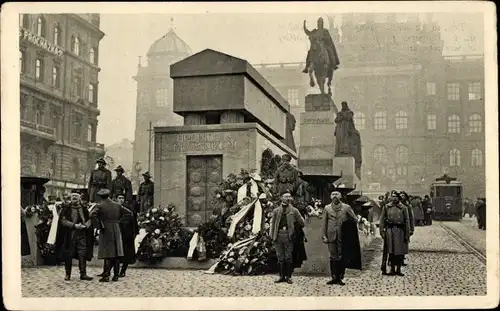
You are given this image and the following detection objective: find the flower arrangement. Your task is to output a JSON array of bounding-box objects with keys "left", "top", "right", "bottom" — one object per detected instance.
[
  {"left": 23, "top": 205, "right": 44, "bottom": 218},
  {"left": 136, "top": 204, "right": 192, "bottom": 263},
  {"left": 305, "top": 199, "right": 324, "bottom": 218}
]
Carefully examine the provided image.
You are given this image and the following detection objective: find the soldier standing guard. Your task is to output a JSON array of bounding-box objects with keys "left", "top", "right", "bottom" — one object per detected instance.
[
  {"left": 110, "top": 165, "right": 133, "bottom": 205},
  {"left": 138, "top": 171, "right": 154, "bottom": 213},
  {"left": 273, "top": 154, "right": 299, "bottom": 198},
  {"left": 90, "top": 189, "right": 132, "bottom": 282},
  {"left": 379, "top": 191, "right": 411, "bottom": 276},
  {"left": 270, "top": 191, "right": 305, "bottom": 284},
  {"left": 322, "top": 191, "right": 360, "bottom": 285},
  {"left": 88, "top": 158, "right": 112, "bottom": 203}
]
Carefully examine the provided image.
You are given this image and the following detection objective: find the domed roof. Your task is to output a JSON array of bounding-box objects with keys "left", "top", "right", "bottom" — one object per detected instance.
[{"left": 147, "top": 29, "right": 192, "bottom": 57}]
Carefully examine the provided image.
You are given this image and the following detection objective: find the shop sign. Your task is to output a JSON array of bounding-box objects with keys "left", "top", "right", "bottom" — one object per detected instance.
[{"left": 19, "top": 28, "right": 64, "bottom": 57}]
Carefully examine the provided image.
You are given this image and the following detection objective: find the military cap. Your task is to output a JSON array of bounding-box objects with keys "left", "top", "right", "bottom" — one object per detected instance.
[
  {"left": 281, "top": 154, "right": 292, "bottom": 161},
  {"left": 96, "top": 157, "right": 107, "bottom": 164},
  {"left": 114, "top": 165, "right": 125, "bottom": 172},
  {"left": 96, "top": 188, "right": 111, "bottom": 197},
  {"left": 142, "top": 171, "right": 152, "bottom": 178}
]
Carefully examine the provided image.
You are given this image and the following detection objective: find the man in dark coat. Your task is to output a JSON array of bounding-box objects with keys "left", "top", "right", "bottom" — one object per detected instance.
[
  {"left": 476, "top": 197, "right": 486, "bottom": 230},
  {"left": 88, "top": 158, "right": 112, "bottom": 203},
  {"left": 115, "top": 194, "right": 139, "bottom": 277},
  {"left": 58, "top": 192, "right": 94, "bottom": 281},
  {"left": 90, "top": 189, "right": 132, "bottom": 282},
  {"left": 270, "top": 190, "right": 305, "bottom": 284},
  {"left": 379, "top": 191, "right": 410, "bottom": 276},
  {"left": 422, "top": 195, "right": 433, "bottom": 226},
  {"left": 291, "top": 204, "right": 308, "bottom": 272},
  {"left": 138, "top": 171, "right": 154, "bottom": 213},
  {"left": 110, "top": 165, "right": 133, "bottom": 205},
  {"left": 322, "top": 191, "right": 361, "bottom": 286},
  {"left": 399, "top": 191, "right": 414, "bottom": 266},
  {"left": 410, "top": 196, "right": 425, "bottom": 226}
]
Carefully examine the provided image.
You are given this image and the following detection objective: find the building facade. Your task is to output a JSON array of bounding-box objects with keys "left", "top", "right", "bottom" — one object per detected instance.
[
  {"left": 254, "top": 13, "right": 485, "bottom": 198},
  {"left": 20, "top": 14, "right": 105, "bottom": 198},
  {"left": 132, "top": 28, "right": 191, "bottom": 188}
]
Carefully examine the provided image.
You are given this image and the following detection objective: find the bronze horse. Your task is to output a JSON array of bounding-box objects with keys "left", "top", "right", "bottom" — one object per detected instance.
[{"left": 307, "top": 33, "right": 334, "bottom": 95}]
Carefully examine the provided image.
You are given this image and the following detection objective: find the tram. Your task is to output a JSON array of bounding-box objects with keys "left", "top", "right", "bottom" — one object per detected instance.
[{"left": 429, "top": 174, "right": 463, "bottom": 221}]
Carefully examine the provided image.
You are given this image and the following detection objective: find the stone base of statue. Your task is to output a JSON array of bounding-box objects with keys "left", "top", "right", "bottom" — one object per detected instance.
[{"left": 305, "top": 94, "right": 338, "bottom": 112}]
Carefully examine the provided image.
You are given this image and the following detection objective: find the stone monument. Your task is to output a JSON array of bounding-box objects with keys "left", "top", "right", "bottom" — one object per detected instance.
[{"left": 154, "top": 49, "right": 297, "bottom": 227}]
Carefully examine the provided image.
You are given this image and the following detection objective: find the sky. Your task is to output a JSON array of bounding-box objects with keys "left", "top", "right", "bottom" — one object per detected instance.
[{"left": 96, "top": 13, "right": 484, "bottom": 147}]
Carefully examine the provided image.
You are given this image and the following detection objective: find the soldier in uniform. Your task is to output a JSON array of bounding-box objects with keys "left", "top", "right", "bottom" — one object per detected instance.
[
  {"left": 273, "top": 154, "right": 299, "bottom": 198},
  {"left": 110, "top": 165, "right": 133, "bottom": 205},
  {"left": 270, "top": 190, "right": 305, "bottom": 284},
  {"left": 399, "top": 191, "right": 414, "bottom": 266},
  {"left": 322, "top": 191, "right": 359, "bottom": 285},
  {"left": 379, "top": 190, "right": 411, "bottom": 276},
  {"left": 115, "top": 194, "right": 139, "bottom": 277},
  {"left": 138, "top": 171, "right": 154, "bottom": 213},
  {"left": 90, "top": 189, "right": 132, "bottom": 282},
  {"left": 88, "top": 158, "right": 112, "bottom": 203}
]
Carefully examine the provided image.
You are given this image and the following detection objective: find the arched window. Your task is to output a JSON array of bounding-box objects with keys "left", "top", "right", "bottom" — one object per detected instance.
[
  {"left": 373, "top": 145, "right": 387, "bottom": 163},
  {"left": 395, "top": 111, "right": 408, "bottom": 129},
  {"left": 447, "top": 114, "right": 461, "bottom": 133},
  {"left": 449, "top": 149, "right": 461, "bottom": 166},
  {"left": 72, "top": 36, "right": 80, "bottom": 55},
  {"left": 36, "top": 16, "right": 45, "bottom": 37},
  {"left": 374, "top": 111, "right": 387, "bottom": 130},
  {"left": 88, "top": 84, "right": 94, "bottom": 103},
  {"left": 468, "top": 114, "right": 482, "bottom": 133},
  {"left": 395, "top": 145, "right": 409, "bottom": 163},
  {"left": 87, "top": 124, "right": 93, "bottom": 142},
  {"left": 155, "top": 88, "right": 168, "bottom": 107},
  {"left": 35, "top": 58, "right": 43, "bottom": 81},
  {"left": 89, "top": 48, "right": 95, "bottom": 64},
  {"left": 53, "top": 24, "right": 61, "bottom": 45},
  {"left": 471, "top": 149, "right": 483, "bottom": 166},
  {"left": 353, "top": 112, "right": 366, "bottom": 130},
  {"left": 72, "top": 157, "right": 80, "bottom": 180}
]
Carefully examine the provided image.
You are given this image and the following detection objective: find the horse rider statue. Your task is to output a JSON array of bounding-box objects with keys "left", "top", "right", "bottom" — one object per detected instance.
[{"left": 302, "top": 17, "right": 340, "bottom": 95}]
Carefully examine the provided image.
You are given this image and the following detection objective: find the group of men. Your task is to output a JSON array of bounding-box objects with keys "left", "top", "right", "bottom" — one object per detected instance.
[
  {"left": 463, "top": 197, "right": 487, "bottom": 230},
  {"left": 59, "top": 189, "right": 139, "bottom": 282},
  {"left": 270, "top": 190, "right": 362, "bottom": 286},
  {"left": 88, "top": 157, "right": 154, "bottom": 212}
]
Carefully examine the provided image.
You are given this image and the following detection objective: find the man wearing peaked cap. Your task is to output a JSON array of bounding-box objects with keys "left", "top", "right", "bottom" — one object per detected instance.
[
  {"left": 88, "top": 157, "right": 112, "bottom": 203},
  {"left": 90, "top": 187, "right": 132, "bottom": 282},
  {"left": 138, "top": 171, "right": 154, "bottom": 213},
  {"left": 111, "top": 165, "right": 133, "bottom": 205}
]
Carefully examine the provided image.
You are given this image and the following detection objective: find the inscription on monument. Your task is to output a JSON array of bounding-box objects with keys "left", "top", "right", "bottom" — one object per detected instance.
[
  {"left": 169, "top": 132, "right": 237, "bottom": 153},
  {"left": 303, "top": 118, "right": 331, "bottom": 124}
]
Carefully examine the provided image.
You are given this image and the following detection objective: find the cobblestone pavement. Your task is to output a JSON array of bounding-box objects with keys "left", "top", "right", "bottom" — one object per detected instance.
[
  {"left": 22, "top": 224, "right": 486, "bottom": 297},
  {"left": 440, "top": 219, "right": 486, "bottom": 256}
]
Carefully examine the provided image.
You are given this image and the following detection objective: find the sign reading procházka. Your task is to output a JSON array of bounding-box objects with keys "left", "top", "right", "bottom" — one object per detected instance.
[{"left": 19, "top": 28, "right": 64, "bottom": 57}]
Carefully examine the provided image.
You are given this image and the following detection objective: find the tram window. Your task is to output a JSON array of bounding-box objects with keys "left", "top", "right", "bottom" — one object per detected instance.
[{"left": 435, "top": 186, "right": 460, "bottom": 197}]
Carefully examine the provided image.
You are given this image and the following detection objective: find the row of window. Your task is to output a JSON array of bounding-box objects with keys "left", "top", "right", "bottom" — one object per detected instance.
[
  {"left": 372, "top": 145, "right": 483, "bottom": 167},
  {"left": 20, "top": 50, "right": 97, "bottom": 103},
  {"left": 138, "top": 88, "right": 169, "bottom": 108},
  {"left": 353, "top": 111, "right": 483, "bottom": 133},
  {"left": 426, "top": 81, "right": 482, "bottom": 101},
  {"left": 283, "top": 80, "right": 481, "bottom": 109},
  {"left": 30, "top": 150, "right": 86, "bottom": 181},
  {"left": 20, "top": 14, "right": 98, "bottom": 65}
]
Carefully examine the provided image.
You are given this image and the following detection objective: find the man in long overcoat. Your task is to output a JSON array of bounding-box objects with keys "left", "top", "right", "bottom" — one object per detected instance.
[
  {"left": 110, "top": 165, "right": 133, "bottom": 205},
  {"left": 322, "top": 191, "right": 361, "bottom": 286},
  {"left": 422, "top": 195, "right": 434, "bottom": 226},
  {"left": 88, "top": 158, "right": 112, "bottom": 203},
  {"left": 90, "top": 189, "right": 132, "bottom": 282},
  {"left": 476, "top": 197, "right": 486, "bottom": 230},
  {"left": 270, "top": 190, "right": 305, "bottom": 284},
  {"left": 138, "top": 171, "right": 154, "bottom": 213},
  {"left": 399, "top": 191, "right": 414, "bottom": 266},
  {"left": 58, "top": 192, "right": 94, "bottom": 281},
  {"left": 115, "top": 194, "right": 139, "bottom": 277},
  {"left": 379, "top": 191, "right": 410, "bottom": 276},
  {"left": 410, "top": 196, "right": 425, "bottom": 226}
]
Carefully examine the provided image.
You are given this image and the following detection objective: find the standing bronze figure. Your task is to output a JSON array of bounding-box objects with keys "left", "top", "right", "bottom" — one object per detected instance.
[{"left": 302, "top": 17, "right": 340, "bottom": 95}]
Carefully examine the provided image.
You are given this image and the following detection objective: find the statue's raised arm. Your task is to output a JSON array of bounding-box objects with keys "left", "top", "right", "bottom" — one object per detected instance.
[{"left": 303, "top": 20, "right": 312, "bottom": 36}]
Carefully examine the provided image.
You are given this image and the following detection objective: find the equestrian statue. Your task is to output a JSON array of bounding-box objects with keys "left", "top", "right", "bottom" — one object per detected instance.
[{"left": 302, "top": 17, "right": 340, "bottom": 96}]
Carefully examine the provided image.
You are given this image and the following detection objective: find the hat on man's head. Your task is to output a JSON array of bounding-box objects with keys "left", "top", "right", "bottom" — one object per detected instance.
[
  {"left": 96, "top": 157, "right": 107, "bottom": 165},
  {"left": 114, "top": 165, "right": 125, "bottom": 173},
  {"left": 142, "top": 171, "right": 152, "bottom": 178},
  {"left": 97, "top": 188, "right": 111, "bottom": 197},
  {"left": 280, "top": 189, "right": 292, "bottom": 196},
  {"left": 281, "top": 154, "right": 292, "bottom": 161}
]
